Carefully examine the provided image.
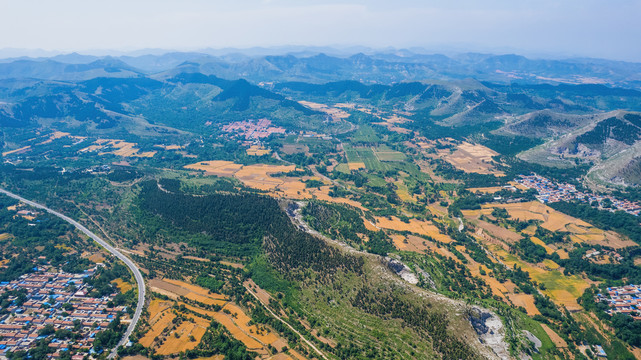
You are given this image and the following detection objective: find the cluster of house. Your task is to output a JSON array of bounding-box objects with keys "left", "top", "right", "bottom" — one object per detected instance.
[
  {"left": 584, "top": 249, "right": 624, "bottom": 263},
  {"left": 0, "top": 267, "right": 124, "bottom": 358},
  {"left": 516, "top": 174, "right": 641, "bottom": 216},
  {"left": 597, "top": 285, "right": 641, "bottom": 320},
  {"left": 83, "top": 164, "right": 111, "bottom": 174},
  {"left": 221, "top": 119, "right": 287, "bottom": 139}
]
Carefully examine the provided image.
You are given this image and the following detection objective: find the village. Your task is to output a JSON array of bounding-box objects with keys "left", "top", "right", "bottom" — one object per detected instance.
[
  {"left": 598, "top": 285, "right": 641, "bottom": 320},
  {"left": 0, "top": 266, "right": 125, "bottom": 358},
  {"left": 516, "top": 174, "right": 641, "bottom": 216}
]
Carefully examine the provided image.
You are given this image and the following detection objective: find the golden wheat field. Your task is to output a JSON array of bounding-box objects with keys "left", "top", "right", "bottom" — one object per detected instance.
[{"left": 375, "top": 216, "right": 453, "bottom": 242}]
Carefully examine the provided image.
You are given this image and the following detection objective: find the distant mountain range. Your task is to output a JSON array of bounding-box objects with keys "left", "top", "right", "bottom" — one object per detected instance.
[
  {"left": 2, "top": 48, "right": 641, "bottom": 187},
  {"left": 1, "top": 49, "right": 640, "bottom": 90}
]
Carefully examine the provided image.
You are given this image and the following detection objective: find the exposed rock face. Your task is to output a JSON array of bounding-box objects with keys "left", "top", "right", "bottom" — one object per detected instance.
[
  {"left": 467, "top": 307, "right": 510, "bottom": 360},
  {"left": 385, "top": 257, "right": 419, "bottom": 284}
]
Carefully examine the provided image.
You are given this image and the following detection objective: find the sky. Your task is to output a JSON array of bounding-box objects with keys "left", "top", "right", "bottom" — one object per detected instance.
[{"left": 0, "top": 0, "right": 640, "bottom": 61}]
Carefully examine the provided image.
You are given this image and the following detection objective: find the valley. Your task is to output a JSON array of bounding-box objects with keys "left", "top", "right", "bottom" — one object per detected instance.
[{"left": 1, "top": 50, "right": 641, "bottom": 360}]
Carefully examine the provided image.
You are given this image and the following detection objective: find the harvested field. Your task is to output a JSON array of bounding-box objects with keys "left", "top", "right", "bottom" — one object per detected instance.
[
  {"left": 530, "top": 237, "right": 556, "bottom": 255},
  {"left": 435, "top": 142, "right": 504, "bottom": 176},
  {"left": 139, "top": 299, "right": 176, "bottom": 347},
  {"left": 185, "top": 160, "right": 244, "bottom": 176},
  {"left": 540, "top": 324, "right": 568, "bottom": 348},
  {"left": 541, "top": 259, "right": 561, "bottom": 270},
  {"left": 298, "top": 100, "right": 350, "bottom": 120},
  {"left": 149, "top": 278, "right": 191, "bottom": 298},
  {"left": 185, "top": 160, "right": 366, "bottom": 210},
  {"left": 484, "top": 201, "right": 634, "bottom": 248},
  {"left": 0, "top": 233, "right": 9, "bottom": 241},
  {"left": 225, "top": 303, "right": 281, "bottom": 347},
  {"left": 143, "top": 279, "right": 293, "bottom": 358},
  {"left": 244, "top": 279, "right": 272, "bottom": 304},
  {"left": 38, "top": 131, "right": 71, "bottom": 145},
  {"left": 492, "top": 247, "right": 590, "bottom": 310},
  {"left": 220, "top": 261, "right": 244, "bottom": 269},
  {"left": 111, "top": 278, "right": 133, "bottom": 293},
  {"left": 80, "top": 139, "right": 156, "bottom": 158},
  {"left": 375, "top": 216, "right": 452, "bottom": 242},
  {"left": 556, "top": 249, "right": 570, "bottom": 260},
  {"left": 2, "top": 145, "right": 31, "bottom": 156},
  {"left": 348, "top": 162, "right": 366, "bottom": 170},
  {"left": 164, "top": 279, "right": 228, "bottom": 300},
  {"left": 392, "top": 234, "right": 461, "bottom": 262},
  {"left": 247, "top": 145, "right": 271, "bottom": 156},
  {"left": 374, "top": 122, "right": 412, "bottom": 134},
  {"left": 121, "top": 356, "right": 150, "bottom": 360},
  {"left": 155, "top": 144, "right": 183, "bottom": 150},
  {"left": 467, "top": 218, "right": 522, "bottom": 243},
  {"left": 362, "top": 218, "right": 379, "bottom": 231},
  {"left": 88, "top": 253, "right": 106, "bottom": 263},
  {"left": 507, "top": 294, "right": 540, "bottom": 316},
  {"left": 466, "top": 187, "right": 503, "bottom": 194},
  {"left": 155, "top": 313, "right": 209, "bottom": 355},
  {"left": 211, "top": 310, "right": 263, "bottom": 350}
]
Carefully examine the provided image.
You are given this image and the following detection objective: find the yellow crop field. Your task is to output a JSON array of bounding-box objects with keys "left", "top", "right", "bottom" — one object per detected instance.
[
  {"left": 542, "top": 259, "right": 561, "bottom": 270},
  {"left": 2, "top": 146, "right": 31, "bottom": 156},
  {"left": 541, "top": 324, "right": 568, "bottom": 348},
  {"left": 80, "top": 139, "right": 156, "bottom": 158},
  {"left": 164, "top": 279, "right": 227, "bottom": 299},
  {"left": 375, "top": 216, "right": 453, "bottom": 242},
  {"left": 530, "top": 237, "right": 555, "bottom": 255},
  {"left": 437, "top": 142, "right": 505, "bottom": 176},
  {"left": 111, "top": 278, "right": 133, "bottom": 293},
  {"left": 0, "top": 233, "right": 10, "bottom": 241},
  {"left": 508, "top": 293, "right": 540, "bottom": 316},
  {"left": 223, "top": 303, "right": 281, "bottom": 346},
  {"left": 484, "top": 201, "right": 635, "bottom": 248},
  {"left": 298, "top": 100, "right": 350, "bottom": 120},
  {"left": 155, "top": 144, "right": 183, "bottom": 150},
  {"left": 185, "top": 160, "right": 245, "bottom": 176},
  {"left": 348, "top": 162, "right": 366, "bottom": 170},
  {"left": 88, "top": 253, "right": 106, "bottom": 263},
  {"left": 156, "top": 314, "right": 209, "bottom": 355},
  {"left": 246, "top": 145, "right": 271, "bottom": 156},
  {"left": 185, "top": 160, "right": 367, "bottom": 210},
  {"left": 192, "top": 356, "right": 224, "bottom": 360},
  {"left": 466, "top": 187, "right": 503, "bottom": 194},
  {"left": 492, "top": 247, "right": 590, "bottom": 310},
  {"left": 211, "top": 311, "right": 263, "bottom": 350},
  {"left": 139, "top": 300, "right": 176, "bottom": 347},
  {"left": 38, "top": 131, "right": 71, "bottom": 145}
]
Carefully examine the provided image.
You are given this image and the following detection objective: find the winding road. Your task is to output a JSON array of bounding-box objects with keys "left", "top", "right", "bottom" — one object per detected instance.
[{"left": 0, "top": 188, "right": 145, "bottom": 359}]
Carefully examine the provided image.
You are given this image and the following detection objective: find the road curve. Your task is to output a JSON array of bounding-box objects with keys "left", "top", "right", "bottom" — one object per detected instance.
[{"left": 0, "top": 188, "right": 145, "bottom": 359}]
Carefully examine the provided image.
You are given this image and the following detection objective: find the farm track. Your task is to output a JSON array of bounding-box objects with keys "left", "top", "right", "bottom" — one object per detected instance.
[
  {"left": 0, "top": 188, "right": 146, "bottom": 359},
  {"left": 243, "top": 284, "right": 329, "bottom": 360}
]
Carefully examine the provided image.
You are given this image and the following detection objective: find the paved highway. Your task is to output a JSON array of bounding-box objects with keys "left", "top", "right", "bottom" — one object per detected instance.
[{"left": 0, "top": 188, "right": 145, "bottom": 359}]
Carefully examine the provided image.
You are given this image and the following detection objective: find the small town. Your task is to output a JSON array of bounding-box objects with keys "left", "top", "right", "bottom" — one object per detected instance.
[
  {"left": 516, "top": 174, "right": 641, "bottom": 216},
  {"left": 598, "top": 285, "right": 641, "bottom": 320},
  {"left": 0, "top": 266, "right": 124, "bottom": 358}
]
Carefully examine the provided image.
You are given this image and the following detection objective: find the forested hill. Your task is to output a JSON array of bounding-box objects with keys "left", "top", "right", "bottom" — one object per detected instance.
[{"left": 136, "top": 180, "right": 363, "bottom": 275}]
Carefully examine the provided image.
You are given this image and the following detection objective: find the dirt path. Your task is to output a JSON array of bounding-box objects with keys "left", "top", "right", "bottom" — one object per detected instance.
[
  {"left": 287, "top": 201, "right": 510, "bottom": 359},
  {"left": 243, "top": 283, "right": 328, "bottom": 360}
]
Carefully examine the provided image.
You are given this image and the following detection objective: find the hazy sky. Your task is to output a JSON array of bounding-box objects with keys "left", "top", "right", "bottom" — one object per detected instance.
[{"left": 1, "top": 0, "right": 640, "bottom": 61}]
